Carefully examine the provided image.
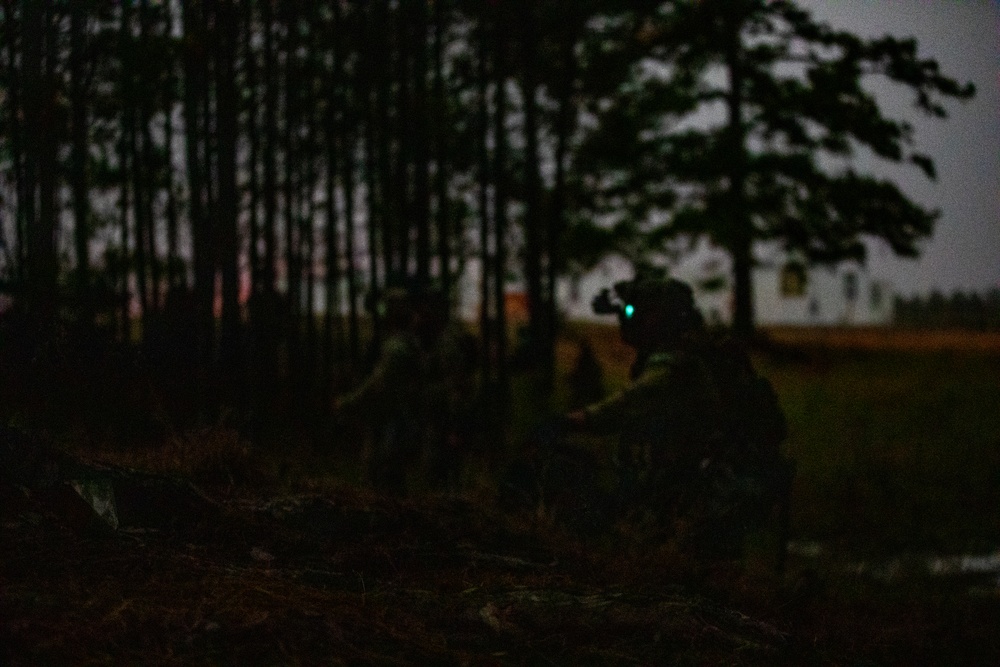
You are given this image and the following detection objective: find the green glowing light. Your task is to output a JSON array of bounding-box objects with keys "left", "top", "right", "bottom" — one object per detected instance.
[{"left": 624, "top": 304, "right": 634, "bottom": 318}]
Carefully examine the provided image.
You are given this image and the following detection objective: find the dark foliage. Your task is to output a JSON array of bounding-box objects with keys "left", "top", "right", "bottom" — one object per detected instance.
[{"left": 0, "top": 1, "right": 974, "bottom": 432}]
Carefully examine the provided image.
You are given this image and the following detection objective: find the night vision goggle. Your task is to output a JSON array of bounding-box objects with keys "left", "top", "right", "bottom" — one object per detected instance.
[{"left": 591, "top": 283, "right": 636, "bottom": 320}]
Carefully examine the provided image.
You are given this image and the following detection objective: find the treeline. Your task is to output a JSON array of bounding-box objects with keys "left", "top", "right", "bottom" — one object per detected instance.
[
  {"left": 894, "top": 289, "right": 1000, "bottom": 331},
  {"left": 0, "top": 0, "right": 592, "bottom": 427},
  {"left": 0, "top": 1, "right": 973, "bottom": 434}
]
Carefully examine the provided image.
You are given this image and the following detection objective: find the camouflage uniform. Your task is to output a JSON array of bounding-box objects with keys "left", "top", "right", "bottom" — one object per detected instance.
[
  {"left": 657, "top": 337, "right": 790, "bottom": 557},
  {"left": 337, "top": 289, "right": 426, "bottom": 496},
  {"left": 424, "top": 320, "right": 479, "bottom": 491},
  {"left": 580, "top": 346, "right": 725, "bottom": 519},
  {"left": 339, "top": 329, "right": 425, "bottom": 495},
  {"left": 575, "top": 278, "right": 791, "bottom": 556}
]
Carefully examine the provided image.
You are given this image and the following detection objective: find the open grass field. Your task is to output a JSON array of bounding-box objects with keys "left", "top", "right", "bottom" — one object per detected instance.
[
  {"left": 3, "top": 323, "right": 1000, "bottom": 664},
  {"left": 765, "top": 325, "right": 1000, "bottom": 352},
  {"left": 758, "top": 327, "right": 1000, "bottom": 555}
]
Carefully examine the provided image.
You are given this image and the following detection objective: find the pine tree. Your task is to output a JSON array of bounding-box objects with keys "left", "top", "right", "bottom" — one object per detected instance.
[{"left": 575, "top": 0, "right": 974, "bottom": 338}]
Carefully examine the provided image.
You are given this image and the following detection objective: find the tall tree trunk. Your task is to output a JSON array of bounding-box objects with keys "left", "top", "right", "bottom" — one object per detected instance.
[
  {"left": 128, "top": 2, "right": 161, "bottom": 331},
  {"left": 69, "top": 1, "right": 91, "bottom": 314},
  {"left": 23, "top": 0, "right": 58, "bottom": 332},
  {"left": 547, "top": 20, "right": 578, "bottom": 374},
  {"left": 520, "top": 6, "right": 544, "bottom": 372},
  {"left": 199, "top": 28, "right": 218, "bottom": 352},
  {"left": 491, "top": 13, "right": 509, "bottom": 401},
  {"left": 118, "top": 2, "right": 136, "bottom": 340},
  {"left": 375, "top": 0, "right": 395, "bottom": 280},
  {"left": 244, "top": 0, "right": 260, "bottom": 294},
  {"left": 301, "top": 104, "right": 318, "bottom": 391},
  {"left": 214, "top": 0, "right": 241, "bottom": 376},
  {"left": 200, "top": 52, "right": 217, "bottom": 275},
  {"left": 323, "top": 114, "right": 341, "bottom": 386},
  {"left": 343, "top": 131, "right": 360, "bottom": 370},
  {"left": 431, "top": 0, "right": 452, "bottom": 302},
  {"left": 363, "top": 110, "right": 382, "bottom": 356},
  {"left": 361, "top": 1, "right": 385, "bottom": 353},
  {"left": 260, "top": 0, "right": 278, "bottom": 295},
  {"left": 163, "top": 3, "right": 181, "bottom": 292},
  {"left": 129, "top": 75, "right": 150, "bottom": 332},
  {"left": 117, "top": 154, "right": 131, "bottom": 341},
  {"left": 1, "top": 0, "right": 28, "bottom": 284},
  {"left": 392, "top": 1, "right": 413, "bottom": 276},
  {"left": 323, "top": 0, "right": 345, "bottom": 384},
  {"left": 476, "top": 19, "right": 493, "bottom": 388},
  {"left": 138, "top": 1, "right": 161, "bottom": 317},
  {"left": 182, "top": 0, "right": 213, "bottom": 367},
  {"left": 724, "top": 17, "right": 754, "bottom": 340},
  {"left": 412, "top": 0, "right": 431, "bottom": 286},
  {"left": 246, "top": 0, "right": 280, "bottom": 430},
  {"left": 283, "top": 2, "right": 303, "bottom": 380}
]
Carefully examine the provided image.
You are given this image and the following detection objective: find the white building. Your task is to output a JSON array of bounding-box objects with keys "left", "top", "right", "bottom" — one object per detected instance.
[{"left": 750, "top": 261, "right": 893, "bottom": 326}]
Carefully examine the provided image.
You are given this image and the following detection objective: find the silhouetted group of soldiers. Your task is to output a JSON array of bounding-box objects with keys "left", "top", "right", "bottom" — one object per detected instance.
[{"left": 333, "top": 274, "right": 795, "bottom": 561}]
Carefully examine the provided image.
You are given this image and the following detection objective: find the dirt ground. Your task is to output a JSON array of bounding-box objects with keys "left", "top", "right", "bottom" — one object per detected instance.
[
  {"left": 2, "top": 477, "right": 801, "bottom": 666},
  {"left": 4, "top": 457, "right": 999, "bottom": 666}
]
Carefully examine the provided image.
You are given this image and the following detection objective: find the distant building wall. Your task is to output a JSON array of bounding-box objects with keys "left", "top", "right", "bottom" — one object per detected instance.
[{"left": 752, "top": 263, "right": 893, "bottom": 326}]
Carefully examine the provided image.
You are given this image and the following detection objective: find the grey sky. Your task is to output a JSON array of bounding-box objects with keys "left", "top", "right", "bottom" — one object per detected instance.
[{"left": 797, "top": 0, "right": 1000, "bottom": 297}]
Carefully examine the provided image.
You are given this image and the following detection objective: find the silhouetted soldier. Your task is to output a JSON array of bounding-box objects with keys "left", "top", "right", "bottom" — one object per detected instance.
[
  {"left": 418, "top": 290, "right": 479, "bottom": 492},
  {"left": 567, "top": 276, "right": 792, "bottom": 559},
  {"left": 334, "top": 286, "right": 425, "bottom": 496}
]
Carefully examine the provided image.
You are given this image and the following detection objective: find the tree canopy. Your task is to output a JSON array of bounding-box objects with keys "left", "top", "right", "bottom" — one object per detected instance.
[{"left": 571, "top": 0, "right": 974, "bottom": 336}]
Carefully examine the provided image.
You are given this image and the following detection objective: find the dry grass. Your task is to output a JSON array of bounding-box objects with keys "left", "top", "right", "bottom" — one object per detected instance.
[
  {"left": 7, "top": 467, "right": 996, "bottom": 666},
  {"left": 2, "top": 474, "right": 813, "bottom": 666},
  {"left": 764, "top": 325, "right": 1000, "bottom": 352}
]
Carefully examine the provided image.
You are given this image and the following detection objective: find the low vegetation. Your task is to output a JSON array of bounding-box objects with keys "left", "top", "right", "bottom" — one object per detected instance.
[{"left": 759, "top": 329, "right": 1000, "bottom": 556}]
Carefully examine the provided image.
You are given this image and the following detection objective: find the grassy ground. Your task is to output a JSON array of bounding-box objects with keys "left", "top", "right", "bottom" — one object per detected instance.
[
  {"left": 757, "top": 334, "right": 1000, "bottom": 557},
  {"left": 3, "top": 324, "right": 1000, "bottom": 664}
]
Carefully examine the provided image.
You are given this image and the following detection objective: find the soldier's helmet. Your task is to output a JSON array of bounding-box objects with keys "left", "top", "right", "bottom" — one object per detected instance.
[
  {"left": 594, "top": 278, "right": 704, "bottom": 349},
  {"left": 368, "top": 276, "right": 424, "bottom": 330},
  {"left": 367, "top": 275, "right": 451, "bottom": 336}
]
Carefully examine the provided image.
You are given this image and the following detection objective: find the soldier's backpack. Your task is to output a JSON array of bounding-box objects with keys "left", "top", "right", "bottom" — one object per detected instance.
[
  {"left": 698, "top": 338, "right": 787, "bottom": 461},
  {"left": 692, "top": 338, "right": 796, "bottom": 563}
]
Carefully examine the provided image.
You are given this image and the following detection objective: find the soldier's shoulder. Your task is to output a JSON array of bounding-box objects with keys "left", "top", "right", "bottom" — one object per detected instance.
[
  {"left": 645, "top": 347, "right": 707, "bottom": 372},
  {"left": 632, "top": 353, "right": 683, "bottom": 386},
  {"left": 382, "top": 332, "right": 421, "bottom": 360},
  {"left": 689, "top": 333, "right": 754, "bottom": 372}
]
